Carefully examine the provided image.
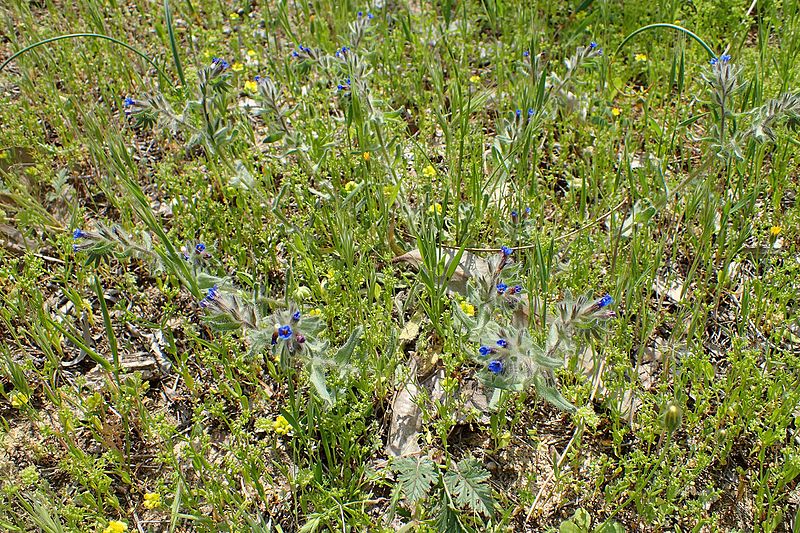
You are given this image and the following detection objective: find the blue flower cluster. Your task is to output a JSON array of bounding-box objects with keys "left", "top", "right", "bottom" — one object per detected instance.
[
  {"left": 292, "top": 44, "right": 312, "bottom": 58},
  {"left": 212, "top": 57, "right": 230, "bottom": 70},
  {"left": 337, "top": 78, "right": 351, "bottom": 91},
  {"left": 335, "top": 46, "right": 351, "bottom": 59},
  {"left": 511, "top": 206, "right": 532, "bottom": 223},
  {"left": 199, "top": 285, "right": 219, "bottom": 308},
  {"left": 709, "top": 54, "right": 731, "bottom": 66}
]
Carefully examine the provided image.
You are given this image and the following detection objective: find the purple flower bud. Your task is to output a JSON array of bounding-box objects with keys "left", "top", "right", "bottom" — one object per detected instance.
[
  {"left": 296, "top": 333, "right": 306, "bottom": 344},
  {"left": 292, "top": 311, "right": 301, "bottom": 321}
]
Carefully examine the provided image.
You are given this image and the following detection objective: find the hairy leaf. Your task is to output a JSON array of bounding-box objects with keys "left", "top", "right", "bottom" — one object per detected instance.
[
  {"left": 443, "top": 458, "right": 493, "bottom": 516},
  {"left": 393, "top": 456, "right": 437, "bottom": 503}
]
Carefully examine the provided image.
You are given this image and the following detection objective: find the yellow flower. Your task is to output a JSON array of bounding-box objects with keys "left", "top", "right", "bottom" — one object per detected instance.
[
  {"left": 459, "top": 301, "right": 476, "bottom": 317},
  {"left": 344, "top": 181, "right": 357, "bottom": 193},
  {"left": 427, "top": 203, "right": 443, "bottom": 216},
  {"left": 247, "top": 49, "right": 257, "bottom": 57},
  {"left": 143, "top": 492, "right": 161, "bottom": 510},
  {"left": 244, "top": 80, "right": 257, "bottom": 92},
  {"left": 103, "top": 521, "right": 128, "bottom": 533},
  {"left": 422, "top": 165, "right": 436, "bottom": 178},
  {"left": 10, "top": 391, "right": 29, "bottom": 409},
  {"left": 362, "top": 152, "right": 371, "bottom": 161},
  {"left": 469, "top": 74, "right": 481, "bottom": 84},
  {"left": 231, "top": 62, "right": 244, "bottom": 72},
  {"left": 230, "top": 12, "right": 239, "bottom": 20},
  {"left": 611, "top": 107, "right": 621, "bottom": 117},
  {"left": 272, "top": 415, "right": 292, "bottom": 435},
  {"left": 308, "top": 308, "right": 322, "bottom": 317},
  {"left": 635, "top": 53, "right": 648, "bottom": 62},
  {"left": 770, "top": 226, "right": 782, "bottom": 237}
]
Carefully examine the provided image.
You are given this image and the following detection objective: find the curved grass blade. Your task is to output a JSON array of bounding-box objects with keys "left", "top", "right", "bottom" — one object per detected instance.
[
  {"left": 0, "top": 33, "right": 175, "bottom": 88},
  {"left": 615, "top": 23, "right": 716, "bottom": 59}
]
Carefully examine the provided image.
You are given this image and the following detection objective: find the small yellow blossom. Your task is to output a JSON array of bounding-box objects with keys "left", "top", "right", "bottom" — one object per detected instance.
[
  {"left": 230, "top": 12, "right": 239, "bottom": 20},
  {"left": 244, "top": 80, "right": 258, "bottom": 92},
  {"left": 362, "top": 152, "right": 371, "bottom": 161},
  {"left": 231, "top": 62, "right": 244, "bottom": 72},
  {"left": 422, "top": 165, "right": 436, "bottom": 178},
  {"left": 770, "top": 226, "right": 782, "bottom": 237},
  {"left": 143, "top": 492, "right": 161, "bottom": 510},
  {"left": 103, "top": 521, "right": 128, "bottom": 533},
  {"left": 10, "top": 391, "right": 29, "bottom": 409},
  {"left": 635, "top": 53, "right": 648, "bottom": 62},
  {"left": 611, "top": 107, "right": 621, "bottom": 117},
  {"left": 427, "top": 203, "right": 443, "bottom": 216},
  {"left": 308, "top": 308, "right": 322, "bottom": 317},
  {"left": 469, "top": 74, "right": 481, "bottom": 84},
  {"left": 272, "top": 415, "right": 292, "bottom": 435},
  {"left": 0, "top": 151, "right": 8, "bottom": 160},
  {"left": 247, "top": 49, "right": 257, "bottom": 58},
  {"left": 459, "top": 301, "right": 476, "bottom": 316},
  {"left": 344, "top": 180, "right": 357, "bottom": 193}
]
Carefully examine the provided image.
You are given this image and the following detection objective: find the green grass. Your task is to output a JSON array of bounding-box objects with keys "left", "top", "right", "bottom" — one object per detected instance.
[{"left": 1, "top": 0, "right": 800, "bottom": 531}]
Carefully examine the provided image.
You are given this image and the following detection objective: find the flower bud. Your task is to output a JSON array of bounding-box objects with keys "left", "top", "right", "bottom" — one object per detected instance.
[{"left": 664, "top": 403, "right": 682, "bottom": 433}]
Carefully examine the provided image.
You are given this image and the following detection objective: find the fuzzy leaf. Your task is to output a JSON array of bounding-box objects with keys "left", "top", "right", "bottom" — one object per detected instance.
[
  {"left": 443, "top": 458, "right": 494, "bottom": 516},
  {"left": 533, "top": 374, "right": 576, "bottom": 412},
  {"left": 393, "top": 457, "right": 437, "bottom": 503},
  {"left": 309, "top": 362, "right": 333, "bottom": 404},
  {"left": 333, "top": 326, "right": 364, "bottom": 366}
]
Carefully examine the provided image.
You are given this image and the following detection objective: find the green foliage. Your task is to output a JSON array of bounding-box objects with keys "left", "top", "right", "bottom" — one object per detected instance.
[{"left": 392, "top": 456, "right": 494, "bottom": 529}]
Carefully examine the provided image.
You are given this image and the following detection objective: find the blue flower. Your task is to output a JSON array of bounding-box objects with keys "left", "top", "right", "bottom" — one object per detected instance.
[
  {"left": 720, "top": 54, "right": 731, "bottom": 63},
  {"left": 515, "top": 109, "right": 522, "bottom": 118},
  {"left": 487, "top": 360, "right": 504, "bottom": 374},
  {"left": 496, "top": 339, "right": 508, "bottom": 348},
  {"left": 479, "top": 346, "right": 493, "bottom": 357},
  {"left": 195, "top": 243, "right": 206, "bottom": 253},
  {"left": 367, "top": 12, "right": 374, "bottom": 19},
  {"left": 513, "top": 285, "right": 523, "bottom": 294},
  {"left": 123, "top": 97, "right": 135, "bottom": 107},
  {"left": 527, "top": 108, "right": 534, "bottom": 117},
  {"left": 500, "top": 245, "right": 514, "bottom": 256},
  {"left": 255, "top": 75, "right": 262, "bottom": 82},
  {"left": 292, "top": 50, "right": 300, "bottom": 57},
  {"left": 497, "top": 282, "right": 508, "bottom": 294},
  {"left": 72, "top": 229, "right": 86, "bottom": 239},
  {"left": 212, "top": 57, "right": 230, "bottom": 69},
  {"left": 200, "top": 285, "right": 219, "bottom": 308},
  {"left": 589, "top": 41, "right": 598, "bottom": 50},
  {"left": 358, "top": 10, "right": 363, "bottom": 17},
  {"left": 597, "top": 294, "right": 613, "bottom": 308},
  {"left": 278, "top": 325, "right": 293, "bottom": 339},
  {"left": 710, "top": 57, "right": 718, "bottom": 65},
  {"left": 523, "top": 50, "right": 530, "bottom": 57},
  {"left": 511, "top": 210, "right": 518, "bottom": 219},
  {"left": 525, "top": 207, "right": 531, "bottom": 215},
  {"left": 292, "top": 311, "right": 301, "bottom": 321}
]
